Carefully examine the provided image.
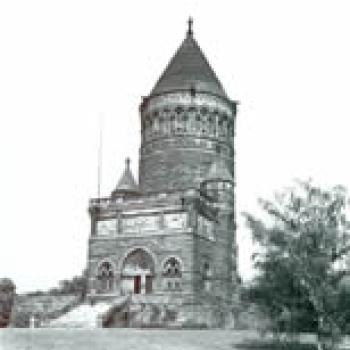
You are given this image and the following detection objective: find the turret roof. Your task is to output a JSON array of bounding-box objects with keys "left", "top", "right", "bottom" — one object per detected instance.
[
  {"left": 151, "top": 19, "right": 227, "bottom": 99},
  {"left": 112, "top": 158, "right": 139, "bottom": 195}
]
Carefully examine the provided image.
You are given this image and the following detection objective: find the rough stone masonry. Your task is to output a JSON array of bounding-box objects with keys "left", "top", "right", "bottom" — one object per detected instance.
[{"left": 87, "top": 19, "right": 239, "bottom": 328}]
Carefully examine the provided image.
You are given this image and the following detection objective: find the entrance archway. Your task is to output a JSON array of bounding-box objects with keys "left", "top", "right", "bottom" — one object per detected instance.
[{"left": 121, "top": 248, "right": 155, "bottom": 295}]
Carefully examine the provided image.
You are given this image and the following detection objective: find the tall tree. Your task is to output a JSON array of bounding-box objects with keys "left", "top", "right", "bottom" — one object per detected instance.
[
  {"left": 244, "top": 181, "right": 350, "bottom": 350},
  {"left": 0, "top": 278, "right": 16, "bottom": 327}
]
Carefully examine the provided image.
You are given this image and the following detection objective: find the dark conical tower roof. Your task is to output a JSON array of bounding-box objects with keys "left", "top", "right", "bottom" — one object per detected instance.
[{"left": 151, "top": 18, "right": 227, "bottom": 99}]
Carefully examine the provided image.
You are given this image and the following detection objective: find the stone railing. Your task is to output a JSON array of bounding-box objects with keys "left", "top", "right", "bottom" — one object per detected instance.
[
  {"left": 10, "top": 294, "right": 81, "bottom": 327},
  {"left": 89, "top": 188, "right": 200, "bottom": 212}
]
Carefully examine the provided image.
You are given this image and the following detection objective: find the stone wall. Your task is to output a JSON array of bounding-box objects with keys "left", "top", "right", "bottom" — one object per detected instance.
[
  {"left": 88, "top": 196, "right": 197, "bottom": 299},
  {"left": 10, "top": 294, "right": 80, "bottom": 327},
  {"left": 139, "top": 91, "right": 235, "bottom": 193},
  {"left": 88, "top": 231, "right": 194, "bottom": 296},
  {"left": 87, "top": 183, "right": 237, "bottom": 328}
]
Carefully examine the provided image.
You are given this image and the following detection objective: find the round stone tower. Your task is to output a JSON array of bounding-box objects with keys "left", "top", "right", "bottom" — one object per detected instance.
[{"left": 139, "top": 19, "right": 237, "bottom": 193}]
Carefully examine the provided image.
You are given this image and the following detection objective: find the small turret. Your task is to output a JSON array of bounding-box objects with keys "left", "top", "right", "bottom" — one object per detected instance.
[
  {"left": 201, "top": 159, "right": 234, "bottom": 203},
  {"left": 111, "top": 158, "right": 140, "bottom": 198}
]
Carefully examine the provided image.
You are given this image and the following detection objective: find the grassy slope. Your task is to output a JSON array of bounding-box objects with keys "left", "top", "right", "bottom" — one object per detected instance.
[
  {"left": 5, "top": 329, "right": 350, "bottom": 350},
  {"left": 0, "top": 329, "right": 258, "bottom": 350}
]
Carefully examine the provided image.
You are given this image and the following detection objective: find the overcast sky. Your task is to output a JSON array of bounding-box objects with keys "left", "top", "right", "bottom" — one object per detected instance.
[{"left": 1, "top": 0, "right": 350, "bottom": 293}]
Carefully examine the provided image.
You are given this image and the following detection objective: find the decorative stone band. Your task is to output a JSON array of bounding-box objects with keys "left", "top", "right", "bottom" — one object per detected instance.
[{"left": 139, "top": 91, "right": 235, "bottom": 193}]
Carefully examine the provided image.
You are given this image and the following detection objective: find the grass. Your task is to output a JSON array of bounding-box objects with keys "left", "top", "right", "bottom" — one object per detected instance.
[
  {"left": 235, "top": 339, "right": 317, "bottom": 350},
  {"left": 2, "top": 329, "right": 349, "bottom": 350},
  {"left": 0, "top": 329, "right": 257, "bottom": 350}
]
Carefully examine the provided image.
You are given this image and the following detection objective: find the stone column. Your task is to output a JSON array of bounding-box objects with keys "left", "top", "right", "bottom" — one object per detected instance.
[
  {"left": 188, "top": 203, "right": 198, "bottom": 229},
  {"left": 141, "top": 273, "right": 146, "bottom": 295},
  {"left": 114, "top": 272, "right": 121, "bottom": 295},
  {"left": 89, "top": 277, "right": 96, "bottom": 294},
  {"left": 117, "top": 213, "right": 123, "bottom": 234},
  {"left": 159, "top": 212, "right": 165, "bottom": 229},
  {"left": 29, "top": 315, "right": 35, "bottom": 328}
]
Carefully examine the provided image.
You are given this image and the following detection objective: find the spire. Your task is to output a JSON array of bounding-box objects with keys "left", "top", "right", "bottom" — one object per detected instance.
[
  {"left": 150, "top": 19, "right": 227, "bottom": 99},
  {"left": 112, "top": 158, "right": 139, "bottom": 197},
  {"left": 125, "top": 157, "right": 131, "bottom": 170},
  {"left": 187, "top": 17, "right": 193, "bottom": 37}
]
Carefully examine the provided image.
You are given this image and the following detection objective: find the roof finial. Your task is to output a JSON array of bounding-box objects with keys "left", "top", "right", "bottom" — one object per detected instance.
[
  {"left": 187, "top": 17, "right": 193, "bottom": 37},
  {"left": 125, "top": 157, "right": 130, "bottom": 169}
]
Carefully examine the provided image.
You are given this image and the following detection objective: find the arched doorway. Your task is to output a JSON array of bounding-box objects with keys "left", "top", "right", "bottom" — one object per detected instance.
[{"left": 121, "top": 248, "right": 155, "bottom": 295}]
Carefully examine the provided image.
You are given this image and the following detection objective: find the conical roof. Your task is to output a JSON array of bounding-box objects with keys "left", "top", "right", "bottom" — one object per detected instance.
[
  {"left": 112, "top": 158, "right": 139, "bottom": 196},
  {"left": 151, "top": 20, "right": 227, "bottom": 99},
  {"left": 206, "top": 159, "right": 233, "bottom": 182}
]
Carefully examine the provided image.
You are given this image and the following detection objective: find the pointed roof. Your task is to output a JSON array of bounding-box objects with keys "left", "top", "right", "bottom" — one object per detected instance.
[
  {"left": 112, "top": 158, "right": 139, "bottom": 196},
  {"left": 206, "top": 159, "right": 233, "bottom": 182},
  {"left": 151, "top": 19, "right": 227, "bottom": 99}
]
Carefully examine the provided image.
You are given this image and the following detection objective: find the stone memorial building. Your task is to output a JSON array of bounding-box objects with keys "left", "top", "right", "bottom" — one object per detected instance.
[{"left": 86, "top": 19, "right": 239, "bottom": 328}]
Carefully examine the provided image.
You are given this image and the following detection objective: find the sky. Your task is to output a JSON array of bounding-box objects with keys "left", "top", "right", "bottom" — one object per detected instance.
[{"left": 1, "top": 0, "right": 350, "bottom": 293}]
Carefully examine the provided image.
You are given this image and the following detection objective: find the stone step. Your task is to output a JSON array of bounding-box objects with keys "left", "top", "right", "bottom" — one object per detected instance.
[{"left": 46, "top": 296, "right": 129, "bottom": 328}]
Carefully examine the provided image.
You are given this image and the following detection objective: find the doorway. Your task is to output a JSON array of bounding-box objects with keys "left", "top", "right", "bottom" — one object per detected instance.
[
  {"left": 121, "top": 248, "right": 155, "bottom": 295},
  {"left": 134, "top": 275, "right": 141, "bottom": 294}
]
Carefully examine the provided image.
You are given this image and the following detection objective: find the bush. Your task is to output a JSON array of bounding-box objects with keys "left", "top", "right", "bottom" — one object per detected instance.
[
  {"left": 236, "top": 340, "right": 317, "bottom": 350},
  {"left": 0, "top": 278, "right": 15, "bottom": 328}
]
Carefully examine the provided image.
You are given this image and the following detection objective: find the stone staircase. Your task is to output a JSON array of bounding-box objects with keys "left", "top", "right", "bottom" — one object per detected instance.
[
  {"left": 46, "top": 296, "right": 129, "bottom": 328},
  {"left": 44, "top": 294, "right": 189, "bottom": 328}
]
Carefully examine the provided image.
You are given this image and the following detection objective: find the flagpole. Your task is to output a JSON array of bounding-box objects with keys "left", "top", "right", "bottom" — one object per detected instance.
[{"left": 97, "top": 114, "right": 103, "bottom": 199}]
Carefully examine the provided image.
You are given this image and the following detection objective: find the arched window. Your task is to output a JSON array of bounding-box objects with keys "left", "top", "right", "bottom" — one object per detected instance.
[
  {"left": 203, "top": 262, "right": 212, "bottom": 292},
  {"left": 182, "top": 114, "right": 188, "bottom": 132},
  {"left": 159, "top": 116, "right": 164, "bottom": 134},
  {"left": 201, "top": 116, "right": 208, "bottom": 134},
  {"left": 208, "top": 116, "right": 215, "bottom": 136},
  {"left": 153, "top": 117, "right": 159, "bottom": 134},
  {"left": 170, "top": 114, "right": 176, "bottom": 133},
  {"left": 163, "top": 257, "right": 182, "bottom": 290},
  {"left": 163, "top": 257, "right": 181, "bottom": 277},
  {"left": 176, "top": 114, "right": 183, "bottom": 133},
  {"left": 97, "top": 261, "right": 114, "bottom": 292},
  {"left": 200, "top": 106, "right": 208, "bottom": 115},
  {"left": 175, "top": 105, "right": 184, "bottom": 114}
]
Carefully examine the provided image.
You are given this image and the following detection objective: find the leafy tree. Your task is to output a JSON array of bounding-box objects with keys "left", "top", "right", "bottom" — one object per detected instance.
[
  {"left": 0, "top": 278, "right": 16, "bottom": 327},
  {"left": 26, "top": 270, "right": 88, "bottom": 297},
  {"left": 57, "top": 270, "right": 87, "bottom": 298},
  {"left": 244, "top": 181, "right": 350, "bottom": 350}
]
